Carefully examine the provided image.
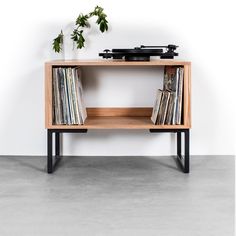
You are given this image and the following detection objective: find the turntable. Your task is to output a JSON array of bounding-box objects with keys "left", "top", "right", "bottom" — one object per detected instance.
[{"left": 99, "top": 45, "right": 178, "bottom": 61}]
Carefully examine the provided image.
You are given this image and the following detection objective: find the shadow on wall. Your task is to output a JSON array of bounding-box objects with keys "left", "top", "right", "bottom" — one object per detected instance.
[{"left": 191, "top": 63, "right": 220, "bottom": 154}]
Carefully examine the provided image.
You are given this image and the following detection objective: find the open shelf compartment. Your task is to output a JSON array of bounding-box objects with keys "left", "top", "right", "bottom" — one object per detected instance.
[{"left": 45, "top": 60, "right": 191, "bottom": 130}]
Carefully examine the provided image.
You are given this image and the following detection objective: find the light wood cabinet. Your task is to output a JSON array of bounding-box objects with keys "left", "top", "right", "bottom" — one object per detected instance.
[{"left": 45, "top": 60, "right": 191, "bottom": 173}]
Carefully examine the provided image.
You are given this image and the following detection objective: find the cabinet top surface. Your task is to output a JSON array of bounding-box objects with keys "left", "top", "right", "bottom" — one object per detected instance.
[{"left": 45, "top": 59, "right": 191, "bottom": 66}]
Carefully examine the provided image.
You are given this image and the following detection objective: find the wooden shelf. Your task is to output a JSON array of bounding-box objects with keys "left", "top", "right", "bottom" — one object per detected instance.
[
  {"left": 49, "top": 116, "right": 188, "bottom": 129},
  {"left": 45, "top": 59, "right": 191, "bottom": 67}
]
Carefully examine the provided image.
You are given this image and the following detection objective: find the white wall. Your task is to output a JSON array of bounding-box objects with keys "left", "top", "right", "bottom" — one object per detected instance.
[{"left": 0, "top": 0, "right": 235, "bottom": 156}]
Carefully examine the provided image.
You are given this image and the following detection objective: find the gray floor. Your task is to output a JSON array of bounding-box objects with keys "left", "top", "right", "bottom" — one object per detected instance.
[{"left": 0, "top": 155, "right": 234, "bottom": 236}]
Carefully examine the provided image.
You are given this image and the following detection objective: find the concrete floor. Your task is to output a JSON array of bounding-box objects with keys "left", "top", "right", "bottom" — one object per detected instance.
[{"left": 0, "top": 155, "right": 234, "bottom": 236}]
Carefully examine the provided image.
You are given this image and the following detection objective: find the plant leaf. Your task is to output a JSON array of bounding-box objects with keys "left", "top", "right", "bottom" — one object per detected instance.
[
  {"left": 52, "top": 30, "right": 63, "bottom": 53},
  {"left": 71, "top": 29, "right": 85, "bottom": 49},
  {"left": 76, "top": 14, "right": 89, "bottom": 27},
  {"left": 53, "top": 5, "right": 109, "bottom": 52},
  {"left": 77, "top": 32, "right": 85, "bottom": 49}
]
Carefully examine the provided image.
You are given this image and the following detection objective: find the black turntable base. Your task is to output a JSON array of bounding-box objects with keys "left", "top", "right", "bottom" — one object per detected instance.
[{"left": 99, "top": 45, "right": 178, "bottom": 61}]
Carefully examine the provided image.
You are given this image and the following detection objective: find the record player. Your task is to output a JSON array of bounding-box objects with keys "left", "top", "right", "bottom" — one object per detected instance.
[{"left": 99, "top": 45, "right": 178, "bottom": 61}]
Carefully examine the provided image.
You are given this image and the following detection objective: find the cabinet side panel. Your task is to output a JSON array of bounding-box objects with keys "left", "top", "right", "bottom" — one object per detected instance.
[
  {"left": 183, "top": 64, "right": 191, "bottom": 128},
  {"left": 188, "top": 64, "right": 192, "bottom": 127},
  {"left": 45, "top": 64, "right": 52, "bottom": 128}
]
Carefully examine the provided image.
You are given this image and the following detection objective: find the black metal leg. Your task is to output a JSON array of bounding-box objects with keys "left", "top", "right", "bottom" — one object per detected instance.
[
  {"left": 47, "top": 131, "right": 62, "bottom": 174},
  {"left": 46, "top": 129, "right": 87, "bottom": 174},
  {"left": 177, "top": 132, "right": 181, "bottom": 157},
  {"left": 176, "top": 129, "right": 190, "bottom": 173},
  {"left": 55, "top": 132, "right": 60, "bottom": 157},
  {"left": 53, "top": 132, "right": 62, "bottom": 171},
  {"left": 47, "top": 130, "right": 53, "bottom": 174},
  {"left": 184, "top": 130, "right": 190, "bottom": 173}
]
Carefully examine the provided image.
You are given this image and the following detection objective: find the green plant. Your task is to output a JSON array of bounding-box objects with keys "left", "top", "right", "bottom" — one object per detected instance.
[{"left": 52, "top": 6, "right": 109, "bottom": 53}]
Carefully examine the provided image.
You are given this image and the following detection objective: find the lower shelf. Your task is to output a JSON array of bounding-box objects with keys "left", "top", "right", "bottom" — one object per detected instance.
[{"left": 48, "top": 116, "right": 188, "bottom": 129}]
